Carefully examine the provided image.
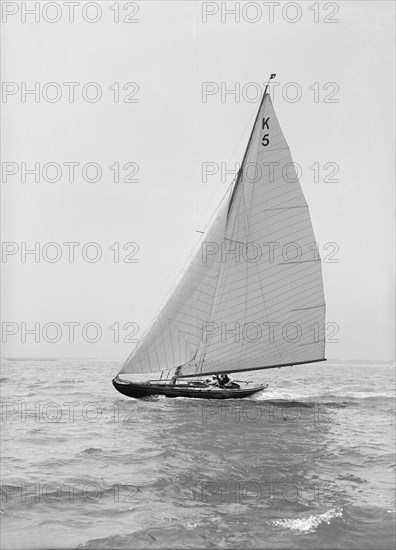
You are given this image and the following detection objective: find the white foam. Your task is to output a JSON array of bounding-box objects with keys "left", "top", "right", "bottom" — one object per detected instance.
[
  {"left": 252, "top": 389, "right": 297, "bottom": 400},
  {"left": 272, "top": 507, "right": 343, "bottom": 533},
  {"left": 253, "top": 387, "right": 394, "bottom": 401}
]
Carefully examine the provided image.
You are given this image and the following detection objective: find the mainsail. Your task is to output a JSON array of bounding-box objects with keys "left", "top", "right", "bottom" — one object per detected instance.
[{"left": 120, "top": 92, "right": 325, "bottom": 378}]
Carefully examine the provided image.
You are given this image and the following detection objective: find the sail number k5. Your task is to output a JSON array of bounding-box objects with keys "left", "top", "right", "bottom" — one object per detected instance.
[{"left": 262, "top": 117, "right": 270, "bottom": 147}]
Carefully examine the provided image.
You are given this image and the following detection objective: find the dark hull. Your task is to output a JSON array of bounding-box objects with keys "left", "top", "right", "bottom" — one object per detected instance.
[{"left": 112, "top": 379, "right": 267, "bottom": 400}]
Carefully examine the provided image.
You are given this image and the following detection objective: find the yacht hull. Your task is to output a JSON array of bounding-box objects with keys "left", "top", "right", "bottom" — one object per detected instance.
[{"left": 112, "top": 378, "right": 267, "bottom": 399}]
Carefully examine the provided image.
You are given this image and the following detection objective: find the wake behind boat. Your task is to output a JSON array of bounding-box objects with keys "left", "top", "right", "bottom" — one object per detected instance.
[{"left": 113, "top": 73, "right": 326, "bottom": 400}]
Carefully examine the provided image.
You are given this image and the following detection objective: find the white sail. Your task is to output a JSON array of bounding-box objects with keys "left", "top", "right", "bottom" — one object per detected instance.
[
  {"left": 179, "top": 94, "right": 325, "bottom": 377},
  {"left": 120, "top": 194, "right": 229, "bottom": 375},
  {"left": 120, "top": 93, "right": 325, "bottom": 378}
]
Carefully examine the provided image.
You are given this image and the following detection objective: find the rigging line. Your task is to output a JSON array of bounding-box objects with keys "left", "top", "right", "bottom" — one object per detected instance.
[
  {"left": 215, "top": 177, "right": 245, "bottom": 304},
  {"left": 227, "top": 88, "right": 269, "bottom": 221},
  {"left": 245, "top": 99, "right": 263, "bottom": 234},
  {"left": 154, "top": 190, "right": 229, "bottom": 325},
  {"left": 197, "top": 260, "right": 227, "bottom": 366},
  {"left": 204, "top": 154, "right": 254, "bottom": 371},
  {"left": 239, "top": 169, "right": 251, "bottom": 371},
  {"left": 195, "top": 102, "right": 260, "bottom": 236},
  {"left": 159, "top": 316, "right": 171, "bottom": 371},
  {"left": 133, "top": 234, "right": 199, "bottom": 348},
  {"left": 247, "top": 198, "right": 307, "bottom": 224},
  {"left": 197, "top": 200, "right": 237, "bottom": 366},
  {"left": 237, "top": 101, "right": 267, "bottom": 369},
  {"left": 166, "top": 317, "right": 176, "bottom": 369},
  {"left": 194, "top": 98, "right": 243, "bottom": 234},
  {"left": 193, "top": 180, "right": 234, "bottom": 244},
  {"left": 132, "top": 192, "right": 229, "bottom": 361},
  {"left": 178, "top": 330, "right": 195, "bottom": 356},
  {"left": 152, "top": 321, "right": 162, "bottom": 371},
  {"left": 291, "top": 304, "right": 326, "bottom": 311},
  {"left": 145, "top": 342, "right": 153, "bottom": 373},
  {"left": 226, "top": 102, "right": 259, "bottom": 166},
  {"left": 266, "top": 286, "right": 324, "bottom": 314},
  {"left": 225, "top": 135, "right": 259, "bottom": 368},
  {"left": 193, "top": 175, "right": 236, "bottom": 236},
  {"left": 203, "top": 176, "right": 243, "bottom": 318},
  {"left": 186, "top": 199, "right": 230, "bottom": 369}
]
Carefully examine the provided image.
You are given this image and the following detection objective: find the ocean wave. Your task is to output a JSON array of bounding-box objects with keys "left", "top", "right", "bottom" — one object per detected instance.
[
  {"left": 336, "top": 474, "right": 366, "bottom": 484},
  {"left": 253, "top": 387, "right": 394, "bottom": 402},
  {"left": 271, "top": 507, "right": 343, "bottom": 533},
  {"left": 81, "top": 447, "right": 103, "bottom": 455}
]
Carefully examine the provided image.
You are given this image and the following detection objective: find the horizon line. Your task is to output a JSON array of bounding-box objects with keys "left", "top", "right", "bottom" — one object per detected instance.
[{"left": 2, "top": 356, "right": 395, "bottom": 364}]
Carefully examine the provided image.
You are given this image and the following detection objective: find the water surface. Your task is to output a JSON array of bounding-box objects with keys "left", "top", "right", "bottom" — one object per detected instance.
[{"left": 1, "top": 359, "right": 395, "bottom": 549}]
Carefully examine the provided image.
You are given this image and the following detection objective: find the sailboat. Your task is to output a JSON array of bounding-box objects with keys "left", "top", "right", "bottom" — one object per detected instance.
[{"left": 113, "top": 74, "right": 326, "bottom": 400}]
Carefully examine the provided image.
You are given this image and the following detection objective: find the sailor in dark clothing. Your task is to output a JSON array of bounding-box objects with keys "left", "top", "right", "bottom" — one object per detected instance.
[
  {"left": 218, "top": 373, "right": 231, "bottom": 387},
  {"left": 171, "top": 366, "right": 181, "bottom": 385},
  {"left": 208, "top": 373, "right": 233, "bottom": 388}
]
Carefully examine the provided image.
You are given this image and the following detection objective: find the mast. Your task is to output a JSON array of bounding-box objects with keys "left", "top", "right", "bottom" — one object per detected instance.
[{"left": 227, "top": 73, "right": 276, "bottom": 218}]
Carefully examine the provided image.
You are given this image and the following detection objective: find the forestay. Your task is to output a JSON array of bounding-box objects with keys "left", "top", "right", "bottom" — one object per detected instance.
[{"left": 119, "top": 195, "right": 229, "bottom": 375}]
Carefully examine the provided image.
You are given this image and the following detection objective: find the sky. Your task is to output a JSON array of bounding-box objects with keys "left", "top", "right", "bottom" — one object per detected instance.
[{"left": 1, "top": 0, "right": 395, "bottom": 362}]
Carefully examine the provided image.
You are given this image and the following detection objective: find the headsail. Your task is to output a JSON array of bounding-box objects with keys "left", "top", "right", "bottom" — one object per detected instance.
[
  {"left": 120, "top": 91, "right": 326, "bottom": 378},
  {"left": 119, "top": 194, "right": 229, "bottom": 375}
]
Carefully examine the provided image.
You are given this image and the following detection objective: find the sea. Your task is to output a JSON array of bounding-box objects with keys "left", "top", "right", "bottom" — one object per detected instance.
[{"left": 1, "top": 358, "right": 395, "bottom": 550}]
